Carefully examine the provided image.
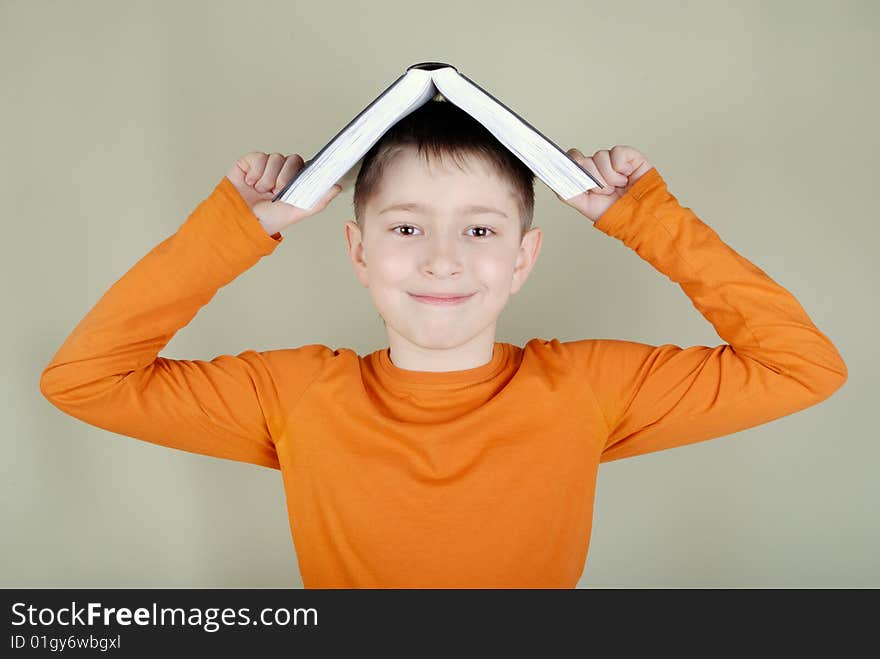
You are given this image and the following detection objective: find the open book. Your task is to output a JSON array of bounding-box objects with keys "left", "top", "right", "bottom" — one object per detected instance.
[{"left": 272, "top": 61, "right": 605, "bottom": 210}]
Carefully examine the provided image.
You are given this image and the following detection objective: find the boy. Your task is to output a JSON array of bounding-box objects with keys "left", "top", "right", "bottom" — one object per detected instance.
[{"left": 39, "top": 100, "right": 848, "bottom": 588}]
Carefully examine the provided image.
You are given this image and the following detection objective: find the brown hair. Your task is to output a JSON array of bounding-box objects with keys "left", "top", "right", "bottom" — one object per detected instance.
[{"left": 352, "top": 97, "right": 536, "bottom": 239}]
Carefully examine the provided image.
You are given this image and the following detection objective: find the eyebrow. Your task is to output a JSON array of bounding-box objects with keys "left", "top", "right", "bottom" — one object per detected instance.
[{"left": 378, "top": 202, "right": 509, "bottom": 219}]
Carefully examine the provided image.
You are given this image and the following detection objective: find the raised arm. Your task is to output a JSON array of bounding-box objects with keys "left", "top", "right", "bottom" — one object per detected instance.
[
  {"left": 39, "top": 153, "right": 343, "bottom": 468},
  {"left": 556, "top": 146, "right": 847, "bottom": 461}
]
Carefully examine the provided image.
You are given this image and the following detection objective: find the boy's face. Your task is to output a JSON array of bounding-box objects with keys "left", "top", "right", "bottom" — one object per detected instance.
[{"left": 344, "top": 146, "right": 543, "bottom": 366}]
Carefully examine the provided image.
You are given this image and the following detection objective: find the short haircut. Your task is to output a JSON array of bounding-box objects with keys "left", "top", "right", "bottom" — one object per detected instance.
[{"left": 352, "top": 96, "right": 536, "bottom": 240}]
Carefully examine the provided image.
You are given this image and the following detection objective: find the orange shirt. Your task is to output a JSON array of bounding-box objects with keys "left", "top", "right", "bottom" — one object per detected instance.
[{"left": 39, "top": 168, "right": 848, "bottom": 588}]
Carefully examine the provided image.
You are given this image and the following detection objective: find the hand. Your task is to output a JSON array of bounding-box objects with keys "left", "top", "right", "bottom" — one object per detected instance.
[
  {"left": 556, "top": 145, "right": 654, "bottom": 223},
  {"left": 226, "top": 151, "right": 344, "bottom": 235}
]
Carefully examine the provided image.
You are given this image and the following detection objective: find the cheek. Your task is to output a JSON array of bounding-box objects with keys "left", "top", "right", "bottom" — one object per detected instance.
[
  {"left": 367, "top": 245, "right": 410, "bottom": 283},
  {"left": 376, "top": 257, "right": 410, "bottom": 283},
  {"left": 472, "top": 254, "right": 514, "bottom": 286}
]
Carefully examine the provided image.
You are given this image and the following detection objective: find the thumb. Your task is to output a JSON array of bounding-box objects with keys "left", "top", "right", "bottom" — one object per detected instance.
[{"left": 253, "top": 184, "right": 343, "bottom": 233}]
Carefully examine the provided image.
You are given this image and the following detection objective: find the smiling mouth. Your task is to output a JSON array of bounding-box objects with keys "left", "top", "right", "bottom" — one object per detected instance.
[{"left": 408, "top": 292, "right": 475, "bottom": 306}]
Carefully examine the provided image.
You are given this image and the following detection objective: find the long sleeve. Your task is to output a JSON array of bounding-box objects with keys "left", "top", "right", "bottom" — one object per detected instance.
[
  {"left": 562, "top": 167, "right": 848, "bottom": 462},
  {"left": 39, "top": 177, "right": 325, "bottom": 470}
]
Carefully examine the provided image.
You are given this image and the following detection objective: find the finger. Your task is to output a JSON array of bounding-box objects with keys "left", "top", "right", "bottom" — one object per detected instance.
[
  {"left": 255, "top": 153, "right": 285, "bottom": 192},
  {"left": 244, "top": 152, "right": 269, "bottom": 185},
  {"left": 289, "top": 184, "right": 343, "bottom": 218},
  {"left": 567, "top": 147, "right": 588, "bottom": 166},
  {"left": 593, "top": 149, "right": 629, "bottom": 189},
  {"left": 312, "top": 184, "right": 343, "bottom": 211},
  {"left": 569, "top": 149, "right": 611, "bottom": 195},
  {"left": 274, "top": 154, "right": 306, "bottom": 193},
  {"left": 610, "top": 145, "right": 644, "bottom": 176},
  {"left": 318, "top": 183, "right": 342, "bottom": 208},
  {"left": 568, "top": 148, "right": 611, "bottom": 194}
]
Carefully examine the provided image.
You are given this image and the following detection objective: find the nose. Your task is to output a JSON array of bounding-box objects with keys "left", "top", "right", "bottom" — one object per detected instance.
[{"left": 421, "top": 236, "right": 463, "bottom": 277}]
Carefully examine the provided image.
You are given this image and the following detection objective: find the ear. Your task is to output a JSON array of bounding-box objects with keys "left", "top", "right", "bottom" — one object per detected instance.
[
  {"left": 510, "top": 225, "right": 543, "bottom": 295},
  {"left": 344, "top": 221, "right": 370, "bottom": 288}
]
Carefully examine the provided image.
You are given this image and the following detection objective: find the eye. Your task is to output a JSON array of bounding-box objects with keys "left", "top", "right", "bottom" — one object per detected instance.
[
  {"left": 391, "top": 224, "right": 418, "bottom": 237},
  {"left": 389, "top": 224, "right": 496, "bottom": 238},
  {"left": 467, "top": 226, "right": 495, "bottom": 239}
]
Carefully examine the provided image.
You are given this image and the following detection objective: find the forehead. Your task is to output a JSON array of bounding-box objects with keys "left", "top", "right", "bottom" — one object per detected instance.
[{"left": 370, "top": 146, "right": 518, "bottom": 209}]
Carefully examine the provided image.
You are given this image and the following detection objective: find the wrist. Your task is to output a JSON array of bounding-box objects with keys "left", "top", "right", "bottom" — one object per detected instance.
[{"left": 253, "top": 209, "right": 284, "bottom": 237}]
